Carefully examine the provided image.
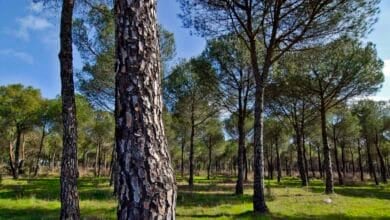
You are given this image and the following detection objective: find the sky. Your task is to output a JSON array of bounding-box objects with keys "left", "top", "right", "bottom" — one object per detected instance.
[{"left": 0, "top": 0, "right": 389, "bottom": 100}]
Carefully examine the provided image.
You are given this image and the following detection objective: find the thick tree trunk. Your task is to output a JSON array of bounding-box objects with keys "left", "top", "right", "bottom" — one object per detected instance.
[
  {"left": 320, "top": 105, "right": 333, "bottom": 194},
  {"left": 365, "top": 137, "right": 378, "bottom": 185},
  {"left": 34, "top": 126, "right": 46, "bottom": 177},
  {"left": 59, "top": 0, "right": 80, "bottom": 219},
  {"left": 374, "top": 131, "right": 387, "bottom": 184},
  {"left": 11, "top": 128, "right": 22, "bottom": 179},
  {"left": 302, "top": 132, "right": 309, "bottom": 181},
  {"left": 114, "top": 1, "right": 177, "bottom": 218},
  {"left": 95, "top": 142, "right": 101, "bottom": 177},
  {"left": 333, "top": 126, "right": 343, "bottom": 185}
]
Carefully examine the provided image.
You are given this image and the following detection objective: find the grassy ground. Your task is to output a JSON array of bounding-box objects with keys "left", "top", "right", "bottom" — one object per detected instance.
[{"left": 0, "top": 176, "right": 389, "bottom": 219}]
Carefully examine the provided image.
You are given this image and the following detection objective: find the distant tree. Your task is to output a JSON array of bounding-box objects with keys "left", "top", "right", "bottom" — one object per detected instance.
[
  {"left": 0, "top": 84, "right": 42, "bottom": 179},
  {"left": 282, "top": 38, "right": 384, "bottom": 192},
  {"left": 114, "top": 0, "right": 176, "bottom": 218},
  {"left": 353, "top": 100, "right": 388, "bottom": 184},
  {"left": 165, "top": 57, "right": 219, "bottom": 187},
  {"left": 179, "top": 0, "right": 379, "bottom": 212},
  {"left": 204, "top": 36, "right": 254, "bottom": 194}
]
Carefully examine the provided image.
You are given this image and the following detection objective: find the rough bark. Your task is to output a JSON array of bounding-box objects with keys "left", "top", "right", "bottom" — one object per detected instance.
[
  {"left": 59, "top": 0, "right": 80, "bottom": 219},
  {"left": 114, "top": 0, "right": 177, "bottom": 218},
  {"left": 320, "top": 105, "right": 334, "bottom": 194},
  {"left": 252, "top": 38, "right": 268, "bottom": 213},
  {"left": 181, "top": 136, "right": 185, "bottom": 178}
]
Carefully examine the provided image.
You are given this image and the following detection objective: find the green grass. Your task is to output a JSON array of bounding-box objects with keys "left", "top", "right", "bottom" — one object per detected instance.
[{"left": 0, "top": 176, "right": 389, "bottom": 219}]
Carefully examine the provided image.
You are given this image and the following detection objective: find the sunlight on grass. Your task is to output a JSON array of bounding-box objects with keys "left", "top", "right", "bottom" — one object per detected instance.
[{"left": 0, "top": 176, "right": 389, "bottom": 219}]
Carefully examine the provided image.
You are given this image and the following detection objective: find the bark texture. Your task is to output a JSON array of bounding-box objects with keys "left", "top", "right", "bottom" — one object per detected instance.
[
  {"left": 59, "top": 0, "right": 80, "bottom": 219},
  {"left": 114, "top": 0, "right": 177, "bottom": 219}
]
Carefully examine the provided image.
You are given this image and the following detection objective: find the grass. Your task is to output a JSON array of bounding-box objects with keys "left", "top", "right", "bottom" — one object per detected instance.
[{"left": 0, "top": 175, "right": 389, "bottom": 219}]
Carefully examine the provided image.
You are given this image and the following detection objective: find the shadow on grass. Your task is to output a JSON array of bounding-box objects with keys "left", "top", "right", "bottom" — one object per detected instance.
[
  {"left": 309, "top": 185, "right": 390, "bottom": 200},
  {"left": 0, "top": 178, "right": 114, "bottom": 201},
  {"left": 178, "top": 211, "right": 390, "bottom": 220}
]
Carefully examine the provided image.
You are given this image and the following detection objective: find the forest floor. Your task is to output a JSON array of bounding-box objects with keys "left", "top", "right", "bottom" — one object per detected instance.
[{"left": 0, "top": 175, "right": 389, "bottom": 219}]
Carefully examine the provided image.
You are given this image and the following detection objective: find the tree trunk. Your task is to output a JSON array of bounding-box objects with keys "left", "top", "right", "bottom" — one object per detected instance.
[
  {"left": 365, "top": 137, "right": 378, "bottom": 185},
  {"left": 350, "top": 147, "right": 355, "bottom": 177},
  {"left": 207, "top": 136, "right": 212, "bottom": 180},
  {"left": 317, "top": 145, "right": 323, "bottom": 178},
  {"left": 11, "top": 128, "right": 22, "bottom": 179},
  {"left": 34, "top": 126, "right": 46, "bottom": 177},
  {"left": 295, "top": 129, "right": 308, "bottom": 186},
  {"left": 9, "top": 141, "right": 17, "bottom": 179},
  {"left": 309, "top": 144, "right": 315, "bottom": 178},
  {"left": 333, "top": 126, "right": 343, "bottom": 185},
  {"left": 181, "top": 136, "right": 185, "bottom": 178},
  {"left": 320, "top": 104, "right": 333, "bottom": 194},
  {"left": 244, "top": 147, "right": 248, "bottom": 182},
  {"left": 276, "top": 137, "right": 281, "bottom": 183},
  {"left": 95, "top": 142, "right": 101, "bottom": 177},
  {"left": 236, "top": 110, "right": 245, "bottom": 195},
  {"left": 189, "top": 109, "right": 195, "bottom": 187},
  {"left": 358, "top": 144, "right": 364, "bottom": 182},
  {"left": 59, "top": 0, "right": 80, "bottom": 219},
  {"left": 114, "top": 1, "right": 177, "bottom": 218},
  {"left": 374, "top": 131, "right": 387, "bottom": 184},
  {"left": 341, "top": 142, "right": 346, "bottom": 178}
]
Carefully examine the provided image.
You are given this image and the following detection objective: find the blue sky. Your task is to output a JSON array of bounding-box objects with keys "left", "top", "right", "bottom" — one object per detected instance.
[{"left": 0, "top": 0, "right": 389, "bottom": 100}]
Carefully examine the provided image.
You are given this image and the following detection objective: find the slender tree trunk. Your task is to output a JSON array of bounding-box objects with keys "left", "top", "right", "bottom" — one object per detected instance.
[
  {"left": 333, "top": 126, "right": 343, "bottom": 185},
  {"left": 114, "top": 1, "right": 177, "bottom": 218},
  {"left": 12, "top": 128, "right": 22, "bottom": 179},
  {"left": 236, "top": 110, "right": 245, "bottom": 195},
  {"left": 9, "top": 141, "right": 17, "bottom": 179},
  {"left": 317, "top": 145, "right": 323, "bottom": 178},
  {"left": 276, "top": 137, "right": 281, "bottom": 183},
  {"left": 295, "top": 129, "right": 308, "bottom": 186},
  {"left": 358, "top": 144, "right": 364, "bottom": 182},
  {"left": 350, "top": 147, "right": 355, "bottom": 177},
  {"left": 252, "top": 39, "right": 268, "bottom": 213},
  {"left": 189, "top": 109, "right": 195, "bottom": 187},
  {"left": 341, "top": 142, "right": 346, "bottom": 179},
  {"left": 181, "top": 137, "right": 185, "bottom": 178},
  {"left": 302, "top": 131, "right": 309, "bottom": 181},
  {"left": 34, "top": 126, "right": 46, "bottom": 177},
  {"left": 320, "top": 104, "right": 333, "bottom": 194},
  {"left": 365, "top": 137, "right": 378, "bottom": 185},
  {"left": 207, "top": 136, "right": 212, "bottom": 180},
  {"left": 374, "top": 131, "right": 387, "bottom": 184},
  {"left": 244, "top": 147, "right": 248, "bottom": 182},
  {"left": 309, "top": 144, "right": 315, "bottom": 178},
  {"left": 59, "top": 0, "right": 80, "bottom": 219}
]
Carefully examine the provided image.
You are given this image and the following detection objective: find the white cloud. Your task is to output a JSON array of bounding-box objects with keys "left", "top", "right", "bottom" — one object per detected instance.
[
  {"left": 0, "top": 49, "right": 34, "bottom": 64},
  {"left": 29, "top": 2, "right": 44, "bottom": 13},
  {"left": 10, "top": 15, "right": 52, "bottom": 41},
  {"left": 383, "top": 59, "right": 390, "bottom": 77}
]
